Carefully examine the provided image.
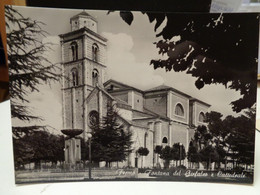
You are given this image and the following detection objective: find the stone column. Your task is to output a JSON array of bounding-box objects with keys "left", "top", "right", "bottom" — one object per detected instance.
[
  {"left": 64, "top": 138, "right": 81, "bottom": 166},
  {"left": 147, "top": 121, "right": 154, "bottom": 167},
  {"left": 72, "top": 88, "right": 76, "bottom": 129},
  {"left": 154, "top": 120, "right": 162, "bottom": 167},
  {"left": 168, "top": 121, "right": 173, "bottom": 146},
  {"left": 128, "top": 125, "right": 135, "bottom": 167},
  {"left": 184, "top": 127, "right": 190, "bottom": 167},
  {"left": 98, "top": 89, "right": 103, "bottom": 119}
]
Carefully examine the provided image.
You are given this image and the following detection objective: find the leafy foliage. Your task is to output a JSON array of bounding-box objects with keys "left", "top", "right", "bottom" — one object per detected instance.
[
  {"left": 189, "top": 109, "right": 256, "bottom": 169},
  {"left": 159, "top": 145, "right": 173, "bottom": 168},
  {"left": 118, "top": 10, "right": 259, "bottom": 112},
  {"left": 5, "top": 6, "right": 61, "bottom": 136},
  {"left": 199, "top": 145, "right": 219, "bottom": 170},
  {"left": 137, "top": 147, "right": 149, "bottom": 156},
  {"left": 172, "top": 143, "right": 186, "bottom": 161},
  {"left": 91, "top": 102, "right": 132, "bottom": 166},
  {"left": 119, "top": 11, "right": 134, "bottom": 25},
  {"left": 194, "top": 125, "right": 212, "bottom": 150},
  {"left": 225, "top": 109, "right": 256, "bottom": 165},
  {"left": 13, "top": 130, "right": 65, "bottom": 169},
  {"left": 159, "top": 143, "right": 186, "bottom": 168},
  {"left": 137, "top": 147, "right": 149, "bottom": 168},
  {"left": 154, "top": 145, "right": 163, "bottom": 154},
  {"left": 160, "top": 146, "right": 173, "bottom": 160},
  {"left": 187, "top": 141, "right": 201, "bottom": 163}
]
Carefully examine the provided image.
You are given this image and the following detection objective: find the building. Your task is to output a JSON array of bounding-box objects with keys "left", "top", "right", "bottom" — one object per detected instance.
[{"left": 59, "top": 11, "right": 210, "bottom": 168}]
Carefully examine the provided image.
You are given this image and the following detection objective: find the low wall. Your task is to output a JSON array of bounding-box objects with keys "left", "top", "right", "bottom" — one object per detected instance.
[{"left": 15, "top": 168, "right": 137, "bottom": 183}]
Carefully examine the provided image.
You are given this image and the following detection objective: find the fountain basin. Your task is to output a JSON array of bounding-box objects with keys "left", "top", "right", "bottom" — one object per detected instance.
[{"left": 61, "top": 129, "right": 84, "bottom": 137}]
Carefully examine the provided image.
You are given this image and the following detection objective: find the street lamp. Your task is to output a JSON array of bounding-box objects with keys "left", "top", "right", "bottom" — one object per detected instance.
[
  {"left": 179, "top": 143, "right": 183, "bottom": 166},
  {"left": 87, "top": 132, "right": 92, "bottom": 180}
]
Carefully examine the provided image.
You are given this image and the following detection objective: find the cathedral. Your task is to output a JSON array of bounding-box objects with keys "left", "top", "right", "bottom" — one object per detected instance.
[{"left": 59, "top": 11, "right": 210, "bottom": 168}]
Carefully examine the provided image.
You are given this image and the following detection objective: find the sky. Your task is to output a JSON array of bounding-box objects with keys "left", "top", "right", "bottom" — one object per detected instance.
[{"left": 9, "top": 6, "right": 245, "bottom": 132}]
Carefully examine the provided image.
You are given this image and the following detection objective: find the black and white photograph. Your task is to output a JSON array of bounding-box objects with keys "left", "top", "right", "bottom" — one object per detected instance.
[{"left": 6, "top": 6, "right": 258, "bottom": 184}]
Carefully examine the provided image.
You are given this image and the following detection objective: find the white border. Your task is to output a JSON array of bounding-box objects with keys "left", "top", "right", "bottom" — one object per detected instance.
[{"left": 1, "top": 89, "right": 260, "bottom": 194}]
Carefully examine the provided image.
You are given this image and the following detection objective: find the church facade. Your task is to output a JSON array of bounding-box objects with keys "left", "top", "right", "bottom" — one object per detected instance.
[{"left": 59, "top": 11, "right": 210, "bottom": 168}]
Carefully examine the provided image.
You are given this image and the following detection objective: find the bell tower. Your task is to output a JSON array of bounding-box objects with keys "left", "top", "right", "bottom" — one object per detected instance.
[
  {"left": 70, "top": 11, "right": 98, "bottom": 32},
  {"left": 59, "top": 11, "right": 107, "bottom": 138}
]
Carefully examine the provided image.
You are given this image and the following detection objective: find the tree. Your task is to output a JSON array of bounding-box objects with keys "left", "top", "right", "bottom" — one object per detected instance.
[
  {"left": 187, "top": 140, "right": 201, "bottom": 169},
  {"left": 159, "top": 145, "right": 173, "bottom": 168},
  {"left": 154, "top": 145, "right": 162, "bottom": 167},
  {"left": 172, "top": 143, "right": 186, "bottom": 166},
  {"left": 137, "top": 147, "right": 149, "bottom": 168},
  {"left": 5, "top": 6, "right": 60, "bottom": 137},
  {"left": 215, "top": 145, "right": 226, "bottom": 169},
  {"left": 205, "top": 111, "right": 228, "bottom": 168},
  {"left": 13, "top": 130, "right": 65, "bottom": 169},
  {"left": 205, "top": 112, "right": 225, "bottom": 140},
  {"left": 225, "top": 108, "right": 256, "bottom": 168},
  {"left": 154, "top": 145, "right": 162, "bottom": 154},
  {"left": 199, "top": 145, "right": 219, "bottom": 170},
  {"left": 80, "top": 137, "right": 88, "bottom": 162},
  {"left": 159, "top": 143, "right": 186, "bottom": 168},
  {"left": 194, "top": 125, "right": 212, "bottom": 150},
  {"left": 48, "top": 133, "right": 65, "bottom": 165},
  {"left": 91, "top": 102, "right": 132, "bottom": 167},
  {"left": 194, "top": 124, "right": 227, "bottom": 170},
  {"left": 118, "top": 11, "right": 258, "bottom": 113},
  {"left": 13, "top": 136, "right": 34, "bottom": 169}
]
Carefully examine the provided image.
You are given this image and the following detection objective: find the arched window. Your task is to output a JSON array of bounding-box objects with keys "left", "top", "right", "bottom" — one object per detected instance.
[
  {"left": 162, "top": 137, "right": 168, "bottom": 144},
  {"left": 92, "top": 43, "right": 99, "bottom": 62},
  {"left": 144, "top": 132, "right": 148, "bottom": 148},
  {"left": 92, "top": 69, "right": 99, "bottom": 87},
  {"left": 175, "top": 103, "right": 184, "bottom": 117},
  {"left": 71, "top": 42, "right": 78, "bottom": 61},
  {"left": 199, "top": 112, "right": 205, "bottom": 122},
  {"left": 71, "top": 68, "right": 78, "bottom": 87}
]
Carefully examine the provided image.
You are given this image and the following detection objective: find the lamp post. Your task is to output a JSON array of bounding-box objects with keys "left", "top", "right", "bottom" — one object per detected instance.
[
  {"left": 179, "top": 143, "right": 183, "bottom": 166},
  {"left": 87, "top": 132, "right": 92, "bottom": 180}
]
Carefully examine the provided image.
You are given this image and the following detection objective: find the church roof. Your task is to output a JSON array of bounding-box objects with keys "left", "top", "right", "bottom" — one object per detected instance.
[
  {"left": 146, "top": 85, "right": 210, "bottom": 106},
  {"left": 70, "top": 11, "right": 97, "bottom": 22},
  {"left": 104, "top": 79, "right": 143, "bottom": 93},
  {"left": 145, "top": 84, "right": 191, "bottom": 98},
  {"left": 145, "top": 85, "right": 171, "bottom": 92},
  {"left": 59, "top": 27, "right": 107, "bottom": 42},
  {"left": 105, "top": 79, "right": 210, "bottom": 108},
  {"left": 86, "top": 85, "right": 115, "bottom": 103},
  {"left": 74, "top": 11, "right": 91, "bottom": 17}
]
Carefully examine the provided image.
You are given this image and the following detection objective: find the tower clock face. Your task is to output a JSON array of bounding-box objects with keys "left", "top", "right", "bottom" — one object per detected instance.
[{"left": 88, "top": 110, "right": 99, "bottom": 127}]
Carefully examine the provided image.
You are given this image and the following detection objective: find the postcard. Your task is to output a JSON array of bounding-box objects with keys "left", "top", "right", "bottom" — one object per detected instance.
[{"left": 6, "top": 6, "right": 258, "bottom": 184}]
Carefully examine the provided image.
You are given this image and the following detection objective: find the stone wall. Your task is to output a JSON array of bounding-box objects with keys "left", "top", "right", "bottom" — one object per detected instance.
[
  {"left": 193, "top": 101, "right": 210, "bottom": 127},
  {"left": 63, "top": 62, "right": 83, "bottom": 88},
  {"left": 171, "top": 122, "right": 189, "bottom": 151},
  {"left": 129, "top": 126, "right": 153, "bottom": 168},
  {"left": 63, "top": 89, "right": 72, "bottom": 129},
  {"left": 109, "top": 91, "right": 128, "bottom": 103},
  {"left": 63, "top": 38, "right": 83, "bottom": 63},
  {"left": 84, "top": 35, "right": 107, "bottom": 65},
  {"left": 170, "top": 91, "right": 189, "bottom": 124},
  {"left": 133, "top": 91, "right": 144, "bottom": 111},
  {"left": 144, "top": 92, "right": 167, "bottom": 117},
  {"left": 84, "top": 60, "right": 105, "bottom": 87}
]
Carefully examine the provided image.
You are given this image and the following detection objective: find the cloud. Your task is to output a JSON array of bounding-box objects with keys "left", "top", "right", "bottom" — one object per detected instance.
[{"left": 103, "top": 32, "right": 164, "bottom": 90}]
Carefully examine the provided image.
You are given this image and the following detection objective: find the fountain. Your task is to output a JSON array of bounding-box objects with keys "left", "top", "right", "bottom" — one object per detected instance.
[{"left": 61, "top": 129, "right": 83, "bottom": 167}]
